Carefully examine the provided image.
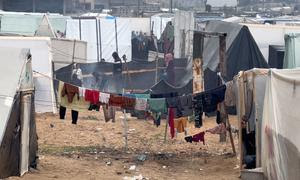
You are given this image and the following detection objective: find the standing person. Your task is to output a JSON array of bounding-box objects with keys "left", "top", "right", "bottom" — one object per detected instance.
[
  {"left": 59, "top": 63, "right": 83, "bottom": 125},
  {"left": 165, "top": 53, "right": 175, "bottom": 86},
  {"left": 112, "top": 52, "right": 123, "bottom": 93}
]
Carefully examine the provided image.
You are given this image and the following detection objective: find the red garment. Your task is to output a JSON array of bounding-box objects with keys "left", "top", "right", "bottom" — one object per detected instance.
[
  {"left": 61, "top": 83, "right": 79, "bottom": 103},
  {"left": 109, "top": 95, "right": 136, "bottom": 109},
  {"left": 85, "top": 90, "right": 99, "bottom": 104},
  {"left": 168, "top": 108, "right": 175, "bottom": 139},
  {"left": 192, "top": 132, "right": 205, "bottom": 145}
]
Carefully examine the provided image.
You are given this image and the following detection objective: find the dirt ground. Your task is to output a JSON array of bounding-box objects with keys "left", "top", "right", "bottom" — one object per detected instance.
[{"left": 9, "top": 110, "right": 240, "bottom": 180}]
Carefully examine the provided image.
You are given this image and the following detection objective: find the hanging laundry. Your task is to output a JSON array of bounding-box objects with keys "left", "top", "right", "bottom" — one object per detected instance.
[
  {"left": 103, "top": 105, "right": 116, "bottom": 123},
  {"left": 148, "top": 98, "right": 167, "bottom": 113},
  {"left": 135, "top": 98, "right": 148, "bottom": 111},
  {"left": 168, "top": 108, "right": 175, "bottom": 139},
  {"left": 99, "top": 92, "right": 110, "bottom": 104},
  {"left": 206, "top": 123, "right": 227, "bottom": 135},
  {"left": 193, "top": 85, "right": 226, "bottom": 128},
  {"left": 134, "top": 94, "right": 150, "bottom": 99},
  {"left": 185, "top": 132, "right": 205, "bottom": 145},
  {"left": 153, "top": 112, "right": 161, "bottom": 127},
  {"left": 109, "top": 95, "right": 136, "bottom": 109},
  {"left": 150, "top": 92, "right": 178, "bottom": 99},
  {"left": 85, "top": 89, "right": 100, "bottom": 104},
  {"left": 174, "top": 117, "right": 188, "bottom": 133},
  {"left": 79, "top": 87, "right": 86, "bottom": 98},
  {"left": 166, "top": 96, "right": 183, "bottom": 117},
  {"left": 216, "top": 110, "right": 221, "bottom": 124},
  {"left": 179, "top": 95, "right": 193, "bottom": 117},
  {"left": 61, "top": 83, "right": 79, "bottom": 103}
]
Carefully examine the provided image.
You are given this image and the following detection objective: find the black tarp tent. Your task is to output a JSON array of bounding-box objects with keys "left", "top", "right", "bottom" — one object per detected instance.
[
  {"left": 268, "top": 45, "right": 285, "bottom": 69},
  {"left": 55, "top": 58, "right": 193, "bottom": 94},
  {"left": 203, "top": 21, "right": 269, "bottom": 90}
]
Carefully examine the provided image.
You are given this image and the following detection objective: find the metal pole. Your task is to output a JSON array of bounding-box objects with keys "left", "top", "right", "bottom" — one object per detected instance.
[
  {"left": 79, "top": 19, "right": 82, "bottom": 40},
  {"left": 95, "top": 18, "right": 100, "bottom": 62},
  {"left": 72, "top": 40, "right": 76, "bottom": 63},
  {"left": 98, "top": 19, "right": 103, "bottom": 60},
  {"left": 164, "top": 108, "right": 169, "bottom": 143},
  {"left": 115, "top": 18, "right": 119, "bottom": 53}
]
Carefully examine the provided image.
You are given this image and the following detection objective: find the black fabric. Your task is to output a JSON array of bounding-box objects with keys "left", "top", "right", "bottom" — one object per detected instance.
[
  {"left": 55, "top": 58, "right": 191, "bottom": 94},
  {"left": 59, "top": 106, "right": 79, "bottom": 124},
  {"left": 268, "top": 45, "right": 285, "bottom": 69},
  {"left": 0, "top": 94, "right": 21, "bottom": 178},
  {"left": 146, "top": 80, "right": 193, "bottom": 96},
  {"left": 59, "top": 106, "right": 66, "bottom": 119},
  {"left": 216, "top": 110, "right": 221, "bottom": 124},
  {"left": 29, "top": 94, "right": 38, "bottom": 169},
  {"left": 185, "top": 136, "right": 193, "bottom": 143},
  {"left": 72, "top": 111, "right": 79, "bottom": 125},
  {"left": 203, "top": 21, "right": 269, "bottom": 90}
]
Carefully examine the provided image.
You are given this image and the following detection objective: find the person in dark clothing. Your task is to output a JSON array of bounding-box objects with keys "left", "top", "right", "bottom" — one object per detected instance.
[{"left": 165, "top": 53, "right": 175, "bottom": 86}]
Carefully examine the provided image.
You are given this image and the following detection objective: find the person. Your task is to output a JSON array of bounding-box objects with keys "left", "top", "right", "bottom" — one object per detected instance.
[
  {"left": 165, "top": 53, "right": 175, "bottom": 86},
  {"left": 111, "top": 52, "right": 123, "bottom": 93},
  {"left": 59, "top": 63, "right": 83, "bottom": 125}
]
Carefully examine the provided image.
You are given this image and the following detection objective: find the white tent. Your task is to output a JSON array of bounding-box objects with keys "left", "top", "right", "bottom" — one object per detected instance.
[
  {"left": 66, "top": 17, "right": 132, "bottom": 62},
  {"left": 244, "top": 24, "right": 300, "bottom": 61},
  {"left": 35, "top": 15, "right": 57, "bottom": 38},
  {"left": 0, "top": 47, "right": 37, "bottom": 178},
  {"left": 262, "top": 69, "right": 300, "bottom": 180},
  {"left": 174, "top": 11, "right": 194, "bottom": 59},
  {"left": 0, "top": 37, "right": 56, "bottom": 113},
  {"left": 51, "top": 38, "right": 87, "bottom": 71},
  {"left": 150, "top": 13, "right": 174, "bottom": 40}
]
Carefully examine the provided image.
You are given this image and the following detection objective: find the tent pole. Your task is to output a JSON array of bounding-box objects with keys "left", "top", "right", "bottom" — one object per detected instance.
[
  {"left": 115, "top": 18, "right": 118, "bottom": 53},
  {"left": 79, "top": 19, "right": 82, "bottom": 40},
  {"left": 164, "top": 108, "right": 169, "bottom": 143},
  {"left": 95, "top": 18, "right": 100, "bottom": 62},
  {"left": 72, "top": 40, "right": 76, "bottom": 63},
  {"left": 98, "top": 19, "right": 103, "bottom": 60}
]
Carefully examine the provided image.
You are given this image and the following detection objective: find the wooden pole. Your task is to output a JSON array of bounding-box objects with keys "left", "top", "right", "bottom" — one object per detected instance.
[
  {"left": 123, "top": 109, "right": 128, "bottom": 151},
  {"left": 164, "top": 109, "right": 169, "bottom": 143}
]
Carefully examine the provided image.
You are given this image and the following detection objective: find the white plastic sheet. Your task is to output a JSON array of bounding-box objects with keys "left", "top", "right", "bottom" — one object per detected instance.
[
  {"left": 283, "top": 33, "right": 300, "bottom": 69},
  {"left": 0, "top": 48, "right": 28, "bottom": 143},
  {"left": 262, "top": 69, "right": 300, "bottom": 180},
  {"left": 150, "top": 14, "right": 174, "bottom": 40},
  {"left": 245, "top": 24, "right": 300, "bottom": 61},
  {"left": 0, "top": 37, "right": 56, "bottom": 113},
  {"left": 66, "top": 17, "right": 132, "bottom": 62}
]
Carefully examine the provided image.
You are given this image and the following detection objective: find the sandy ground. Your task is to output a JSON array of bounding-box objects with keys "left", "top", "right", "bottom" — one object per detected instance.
[{"left": 9, "top": 110, "right": 240, "bottom": 180}]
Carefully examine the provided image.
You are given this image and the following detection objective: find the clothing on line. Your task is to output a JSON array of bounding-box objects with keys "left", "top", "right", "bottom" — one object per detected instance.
[
  {"left": 61, "top": 83, "right": 80, "bottom": 103},
  {"left": 148, "top": 98, "right": 167, "bottom": 113},
  {"left": 174, "top": 117, "right": 188, "bottom": 133},
  {"left": 59, "top": 106, "right": 79, "bottom": 124},
  {"left": 135, "top": 98, "right": 148, "bottom": 111},
  {"left": 99, "top": 92, "right": 110, "bottom": 104},
  {"left": 206, "top": 123, "right": 226, "bottom": 135},
  {"left": 168, "top": 108, "right": 175, "bottom": 139},
  {"left": 85, "top": 89, "right": 100, "bottom": 104},
  {"left": 185, "top": 132, "right": 205, "bottom": 145}
]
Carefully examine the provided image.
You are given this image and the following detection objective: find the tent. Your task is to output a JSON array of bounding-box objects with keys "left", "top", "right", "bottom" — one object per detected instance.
[
  {"left": 35, "top": 15, "right": 57, "bottom": 38},
  {"left": 0, "top": 37, "right": 56, "bottom": 113},
  {"left": 150, "top": 13, "right": 174, "bottom": 40},
  {"left": 268, "top": 45, "right": 285, "bottom": 69},
  {"left": 0, "top": 47, "right": 38, "bottom": 178},
  {"left": 234, "top": 69, "right": 269, "bottom": 170},
  {"left": 51, "top": 38, "right": 87, "bottom": 71},
  {"left": 66, "top": 17, "right": 132, "bottom": 63},
  {"left": 55, "top": 58, "right": 192, "bottom": 94},
  {"left": 203, "top": 21, "right": 268, "bottom": 90},
  {"left": 0, "top": 12, "right": 69, "bottom": 36},
  {"left": 245, "top": 24, "right": 300, "bottom": 61},
  {"left": 283, "top": 33, "right": 300, "bottom": 69},
  {"left": 262, "top": 69, "right": 300, "bottom": 180}
]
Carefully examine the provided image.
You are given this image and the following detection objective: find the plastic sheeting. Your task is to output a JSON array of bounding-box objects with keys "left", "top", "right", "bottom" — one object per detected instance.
[
  {"left": 66, "top": 18, "right": 132, "bottom": 62},
  {"left": 268, "top": 45, "right": 285, "bottom": 69},
  {"left": 0, "top": 37, "right": 56, "bottom": 113},
  {"left": 206, "top": 0, "right": 237, "bottom": 7},
  {"left": 174, "top": 11, "right": 194, "bottom": 59},
  {"left": 203, "top": 21, "right": 268, "bottom": 90},
  {"left": 51, "top": 38, "right": 87, "bottom": 71},
  {"left": 0, "top": 13, "right": 69, "bottom": 36},
  {"left": 245, "top": 24, "right": 300, "bottom": 61},
  {"left": 0, "top": 48, "right": 29, "bottom": 144},
  {"left": 283, "top": 33, "right": 300, "bottom": 69},
  {"left": 150, "top": 14, "right": 174, "bottom": 40},
  {"left": 262, "top": 69, "right": 300, "bottom": 180}
]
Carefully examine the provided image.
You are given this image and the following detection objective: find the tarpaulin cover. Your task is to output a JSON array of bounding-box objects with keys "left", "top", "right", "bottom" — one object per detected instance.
[
  {"left": 0, "top": 12, "right": 69, "bottom": 36},
  {"left": 268, "top": 45, "right": 284, "bottom": 69},
  {"left": 0, "top": 37, "right": 57, "bottom": 113},
  {"left": 150, "top": 14, "right": 174, "bottom": 40},
  {"left": 203, "top": 21, "right": 268, "bottom": 89},
  {"left": 55, "top": 58, "right": 192, "bottom": 94},
  {"left": 262, "top": 69, "right": 300, "bottom": 180},
  {"left": 283, "top": 33, "right": 300, "bottom": 69},
  {"left": 245, "top": 24, "right": 300, "bottom": 61},
  {"left": 66, "top": 18, "right": 132, "bottom": 63}
]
